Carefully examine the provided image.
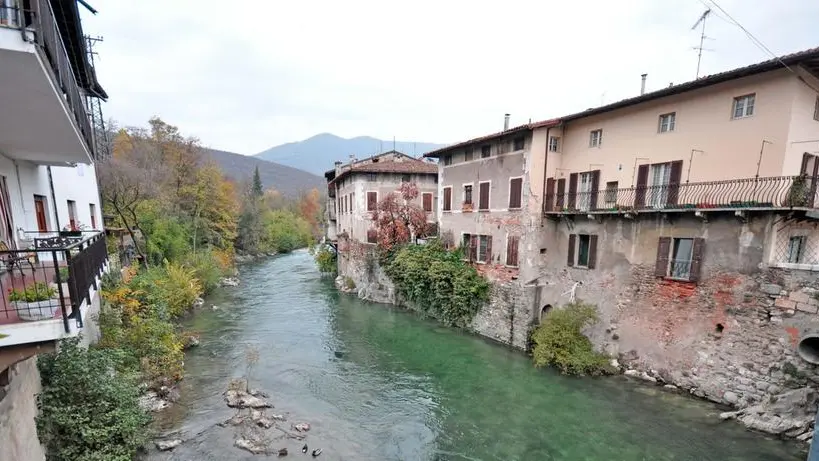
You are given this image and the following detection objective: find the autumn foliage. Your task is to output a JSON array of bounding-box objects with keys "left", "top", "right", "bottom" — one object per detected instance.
[{"left": 371, "top": 182, "right": 430, "bottom": 251}]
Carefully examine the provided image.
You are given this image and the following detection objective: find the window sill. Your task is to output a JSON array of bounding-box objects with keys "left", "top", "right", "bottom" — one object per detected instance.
[
  {"left": 478, "top": 209, "right": 490, "bottom": 212},
  {"left": 731, "top": 114, "right": 754, "bottom": 121},
  {"left": 663, "top": 276, "right": 695, "bottom": 283}
]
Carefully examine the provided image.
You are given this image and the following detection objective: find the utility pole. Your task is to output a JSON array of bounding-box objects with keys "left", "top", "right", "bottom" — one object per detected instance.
[
  {"left": 692, "top": 9, "right": 712, "bottom": 79},
  {"left": 84, "top": 35, "right": 111, "bottom": 160}
]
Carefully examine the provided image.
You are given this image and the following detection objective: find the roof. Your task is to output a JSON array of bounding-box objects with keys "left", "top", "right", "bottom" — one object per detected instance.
[
  {"left": 423, "top": 119, "right": 559, "bottom": 158},
  {"left": 51, "top": 0, "right": 107, "bottom": 99},
  {"left": 561, "top": 46, "right": 819, "bottom": 122},
  {"left": 328, "top": 151, "right": 438, "bottom": 185}
]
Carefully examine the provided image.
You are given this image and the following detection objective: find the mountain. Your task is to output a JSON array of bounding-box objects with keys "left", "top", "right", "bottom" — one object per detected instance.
[
  {"left": 254, "top": 133, "right": 445, "bottom": 175},
  {"left": 203, "top": 148, "right": 324, "bottom": 197}
]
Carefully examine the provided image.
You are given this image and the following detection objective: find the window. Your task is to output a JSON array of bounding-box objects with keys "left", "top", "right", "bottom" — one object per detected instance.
[
  {"left": 477, "top": 235, "right": 491, "bottom": 263},
  {"left": 443, "top": 187, "right": 452, "bottom": 211},
  {"left": 509, "top": 177, "right": 522, "bottom": 209},
  {"left": 814, "top": 97, "right": 819, "bottom": 121},
  {"left": 367, "top": 191, "right": 378, "bottom": 211},
  {"left": 577, "top": 172, "right": 593, "bottom": 211},
  {"left": 513, "top": 137, "right": 525, "bottom": 151},
  {"left": 481, "top": 145, "right": 491, "bottom": 158},
  {"left": 66, "top": 200, "right": 77, "bottom": 230},
  {"left": 732, "top": 94, "right": 755, "bottom": 119},
  {"left": 402, "top": 174, "right": 411, "bottom": 183},
  {"left": 443, "top": 155, "right": 452, "bottom": 166},
  {"left": 34, "top": 195, "right": 48, "bottom": 232},
  {"left": 506, "top": 235, "right": 520, "bottom": 267},
  {"left": 478, "top": 181, "right": 490, "bottom": 211},
  {"left": 567, "top": 233, "right": 598, "bottom": 269},
  {"left": 89, "top": 203, "right": 97, "bottom": 229},
  {"left": 422, "top": 193, "right": 433, "bottom": 212},
  {"left": 548, "top": 136, "right": 560, "bottom": 152},
  {"left": 367, "top": 229, "right": 378, "bottom": 244},
  {"left": 655, "top": 236, "right": 703, "bottom": 282},
  {"left": 649, "top": 162, "right": 672, "bottom": 208},
  {"left": 366, "top": 173, "right": 377, "bottom": 182},
  {"left": 658, "top": 112, "right": 676, "bottom": 133},
  {"left": 788, "top": 236, "right": 807, "bottom": 263},
  {"left": 351, "top": 193, "right": 355, "bottom": 212},
  {"left": 464, "top": 149, "right": 473, "bottom": 162},
  {"left": 604, "top": 181, "right": 618, "bottom": 206},
  {"left": 463, "top": 184, "right": 473, "bottom": 205},
  {"left": 589, "top": 129, "right": 602, "bottom": 147}
]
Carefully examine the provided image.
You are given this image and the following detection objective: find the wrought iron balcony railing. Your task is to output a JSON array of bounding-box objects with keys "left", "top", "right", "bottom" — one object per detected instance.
[
  {"left": 0, "top": 231, "right": 107, "bottom": 334},
  {"left": 543, "top": 175, "right": 819, "bottom": 215},
  {"left": 1, "top": 0, "right": 96, "bottom": 159}
]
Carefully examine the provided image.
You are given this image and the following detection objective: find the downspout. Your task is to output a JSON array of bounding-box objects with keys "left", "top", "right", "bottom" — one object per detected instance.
[{"left": 48, "top": 166, "right": 61, "bottom": 230}]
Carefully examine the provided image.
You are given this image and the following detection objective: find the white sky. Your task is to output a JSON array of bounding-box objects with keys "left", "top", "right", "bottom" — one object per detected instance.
[{"left": 80, "top": 0, "right": 819, "bottom": 154}]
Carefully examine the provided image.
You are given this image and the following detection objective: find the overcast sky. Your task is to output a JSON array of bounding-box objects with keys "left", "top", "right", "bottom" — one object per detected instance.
[{"left": 81, "top": 0, "right": 819, "bottom": 155}]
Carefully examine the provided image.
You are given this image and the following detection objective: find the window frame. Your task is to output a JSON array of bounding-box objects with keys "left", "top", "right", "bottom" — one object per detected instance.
[
  {"left": 480, "top": 145, "right": 491, "bottom": 158},
  {"left": 732, "top": 93, "right": 756, "bottom": 119},
  {"left": 508, "top": 176, "right": 523, "bottom": 209},
  {"left": 422, "top": 192, "right": 433, "bottom": 212},
  {"left": 658, "top": 112, "right": 676, "bottom": 133},
  {"left": 462, "top": 183, "right": 473, "bottom": 206},
  {"left": 478, "top": 180, "right": 491, "bottom": 211},
  {"left": 366, "top": 173, "right": 377, "bottom": 182},
  {"left": 576, "top": 234, "right": 591, "bottom": 267},
  {"left": 589, "top": 129, "right": 603, "bottom": 148},
  {"left": 366, "top": 191, "right": 378, "bottom": 211},
  {"left": 548, "top": 136, "right": 560, "bottom": 153},
  {"left": 477, "top": 235, "right": 490, "bottom": 263},
  {"left": 668, "top": 237, "right": 694, "bottom": 280},
  {"left": 401, "top": 174, "right": 411, "bottom": 183},
  {"left": 442, "top": 186, "right": 453, "bottom": 212},
  {"left": 513, "top": 137, "right": 525, "bottom": 151},
  {"left": 604, "top": 181, "right": 618, "bottom": 205},
  {"left": 443, "top": 155, "right": 452, "bottom": 166},
  {"left": 464, "top": 148, "right": 473, "bottom": 162},
  {"left": 787, "top": 235, "right": 807, "bottom": 263},
  {"left": 567, "top": 233, "right": 598, "bottom": 269}
]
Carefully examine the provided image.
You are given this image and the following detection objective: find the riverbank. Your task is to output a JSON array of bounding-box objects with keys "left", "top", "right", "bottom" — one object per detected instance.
[{"left": 142, "top": 252, "right": 804, "bottom": 460}]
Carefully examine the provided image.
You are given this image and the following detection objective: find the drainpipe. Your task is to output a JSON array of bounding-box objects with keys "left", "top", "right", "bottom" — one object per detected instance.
[{"left": 48, "top": 166, "right": 60, "bottom": 231}]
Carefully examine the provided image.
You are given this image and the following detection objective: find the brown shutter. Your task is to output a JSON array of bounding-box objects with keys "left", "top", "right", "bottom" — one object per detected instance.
[
  {"left": 567, "top": 234, "right": 576, "bottom": 266},
  {"left": 587, "top": 234, "right": 598, "bottom": 269},
  {"left": 423, "top": 193, "right": 432, "bottom": 212},
  {"left": 479, "top": 182, "right": 490, "bottom": 210},
  {"left": 589, "top": 170, "right": 601, "bottom": 210},
  {"left": 655, "top": 236, "right": 671, "bottom": 277},
  {"left": 635, "top": 164, "right": 649, "bottom": 208},
  {"left": 801, "top": 153, "right": 810, "bottom": 175},
  {"left": 443, "top": 188, "right": 452, "bottom": 211},
  {"left": 689, "top": 238, "right": 704, "bottom": 282},
  {"left": 811, "top": 155, "right": 819, "bottom": 208},
  {"left": 486, "top": 236, "right": 493, "bottom": 263},
  {"left": 567, "top": 173, "right": 578, "bottom": 210},
  {"left": 509, "top": 178, "right": 523, "bottom": 209},
  {"left": 470, "top": 235, "right": 477, "bottom": 261},
  {"left": 367, "top": 191, "right": 377, "bottom": 211},
  {"left": 544, "top": 177, "right": 556, "bottom": 212},
  {"left": 506, "top": 236, "right": 520, "bottom": 266},
  {"left": 556, "top": 178, "right": 566, "bottom": 209},
  {"left": 667, "top": 160, "right": 683, "bottom": 206}
]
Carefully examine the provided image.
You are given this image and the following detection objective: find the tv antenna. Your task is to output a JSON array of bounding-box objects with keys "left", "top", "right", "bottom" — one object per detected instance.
[{"left": 692, "top": 8, "right": 713, "bottom": 79}]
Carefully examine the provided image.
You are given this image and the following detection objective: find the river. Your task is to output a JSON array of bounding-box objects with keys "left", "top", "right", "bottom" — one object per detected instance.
[{"left": 146, "top": 250, "right": 805, "bottom": 461}]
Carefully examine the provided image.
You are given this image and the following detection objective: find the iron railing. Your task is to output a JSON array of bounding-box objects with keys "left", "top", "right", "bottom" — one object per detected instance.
[
  {"left": 1, "top": 0, "right": 96, "bottom": 159},
  {"left": 0, "top": 231, "right": 107, "bottom": 333},
  {"left": 544, "top": 175, "right": 818, "bottom": 215}
]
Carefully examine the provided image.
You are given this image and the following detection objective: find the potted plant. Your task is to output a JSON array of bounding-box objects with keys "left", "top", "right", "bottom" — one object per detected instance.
[
  {"left": 59, "top": 223, "right": 87, "bottom": 237},
  {"left": 9, "top": 282, "right": 58, "bottom": 321}
]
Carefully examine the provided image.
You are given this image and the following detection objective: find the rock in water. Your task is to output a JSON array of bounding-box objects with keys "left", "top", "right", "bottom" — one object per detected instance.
[
  {"left": 235, "top": 438, "right": 267, "bottom": 454},
  {"left": 723, "top": 387, "right": 818, "bottom": 437},
  {"left": 278, "top": 447, "right": 288, "bottom": 456},
  {"left": 225, "top": 389, "right": 272, "bottom": 409},
  {"left": 155, "top": 439, "right": 182, "bottom": 451},
  {"left": 293, "top": 422, "right": 311, "bottom": 432},
  {"left": 334, "top": 351, "right": 344, "bottom": 358},
  {"left": 220, "top": 277, "right": 240, "bottom": 287}
]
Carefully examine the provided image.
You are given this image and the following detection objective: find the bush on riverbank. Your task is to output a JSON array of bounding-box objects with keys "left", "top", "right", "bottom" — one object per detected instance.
[
  {"left": 531, "top": 302, "right": 613, "bottom": 376},
  {"left": 312, "top": 245, "right": 337, "bottom": 274},
  {"left": 37, "top": 337, "right": 150, "bottom": 461},
  {"left": 385, "top": 241, "right": 489, "bottom": 327}
]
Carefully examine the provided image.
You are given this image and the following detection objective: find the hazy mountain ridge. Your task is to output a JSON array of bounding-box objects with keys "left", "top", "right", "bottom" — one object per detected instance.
[
  {"left": 254, "top": 133, "right": 445, "bottom": 175},
  {"left": 203, "top": 148, "right": 324, "bottom": 197}
]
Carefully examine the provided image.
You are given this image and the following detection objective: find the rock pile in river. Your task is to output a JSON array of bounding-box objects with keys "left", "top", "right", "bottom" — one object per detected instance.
[{"left": 720, "top": 387, "right": 818, "bottom": 441}]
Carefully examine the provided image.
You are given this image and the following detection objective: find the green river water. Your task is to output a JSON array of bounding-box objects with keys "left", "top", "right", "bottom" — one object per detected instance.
[{"left": 146, "top": 250, "right": 805, "bottom": 461}]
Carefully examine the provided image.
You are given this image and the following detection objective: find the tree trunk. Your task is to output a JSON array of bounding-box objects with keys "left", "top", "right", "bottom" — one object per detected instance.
[{"left": 112, "top": 201, "right": 148, "bottom": 267}]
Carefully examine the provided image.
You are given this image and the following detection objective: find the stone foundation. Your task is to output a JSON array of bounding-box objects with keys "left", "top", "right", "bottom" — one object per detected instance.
[{"left": 0, "top": 356, "right": 46, "bottom": 461}]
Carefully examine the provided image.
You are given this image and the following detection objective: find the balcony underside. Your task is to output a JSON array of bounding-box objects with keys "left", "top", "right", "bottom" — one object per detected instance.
[{"left": 0, "top": 32, "right": 91, "bottom": 165}]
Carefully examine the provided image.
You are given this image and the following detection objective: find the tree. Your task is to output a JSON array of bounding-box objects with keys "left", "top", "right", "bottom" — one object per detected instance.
[
  {"left": 298, "top": 188, "right": 322, "bottom": 237},
  {"left": 252, "top": 166, "right": 263, "bottom": 198},
  {"left": 371, "top": 182, "right": 428, "bottom": 251}
]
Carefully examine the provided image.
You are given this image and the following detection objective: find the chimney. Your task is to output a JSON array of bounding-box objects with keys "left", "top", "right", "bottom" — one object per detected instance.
[
  {"left": 640, "top": 73, "right": 647, "bottom": 95},
  {"left": 503, "top": 113, "right": 510, "bottom": 131}
]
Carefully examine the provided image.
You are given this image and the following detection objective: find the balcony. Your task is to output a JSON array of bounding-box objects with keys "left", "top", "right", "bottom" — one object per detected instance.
[
  {"left": 0, "top": 231, "right": 108, "bottom": 347},
  {"left": 0, "top": 0, "right": 98, "bottom": 164},
  {"left": 544, "top": 176, "right": 819, "bottom": 216}
]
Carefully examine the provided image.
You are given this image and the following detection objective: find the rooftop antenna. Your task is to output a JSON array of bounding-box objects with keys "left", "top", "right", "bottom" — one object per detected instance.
[{"left": 692, "top": 8, "right": 712, "bottom": 79}]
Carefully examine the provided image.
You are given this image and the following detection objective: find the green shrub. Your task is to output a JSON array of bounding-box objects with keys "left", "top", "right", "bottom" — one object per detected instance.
[
  {"left": 183, "top": 249, "right": 230, "bottom": 294},
  {"left": 141, "top": 214, "right": 191, "bottom": 265},
  {"left": 313, "top": 245, "right": 337, "bottom": 274},
  {"left": 531, "top": 302, "right": 612, "bottom": 376},
  {"left": 260, "top": 210, "right": 313, "bottom": 253},
  {"left": 37, "top": 337, "right": 150, "bottom": 461},
  {"left": 128, "top": 263, "right": 202, "bottom": 318},
  {"left": 9, "top": 282, "right": 55, "bottom": 302},
  {"left": 385, "top": 241, "right": 489, "bottom": 326}
]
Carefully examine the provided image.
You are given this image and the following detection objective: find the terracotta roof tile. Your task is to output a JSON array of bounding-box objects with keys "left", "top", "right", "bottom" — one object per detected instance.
[{"left": 329, "top": 153, "right": 437, "bottom": 185}]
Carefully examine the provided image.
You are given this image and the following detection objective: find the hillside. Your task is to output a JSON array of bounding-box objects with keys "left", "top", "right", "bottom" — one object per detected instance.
[
  {"left": 254, "top": 133, "right": 445, "bottom": 175},
  {"left": 203, "top": 148, "right": 324, "bottom": 197}
]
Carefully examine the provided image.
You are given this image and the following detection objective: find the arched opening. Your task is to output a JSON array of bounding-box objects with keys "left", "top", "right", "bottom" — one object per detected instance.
[{"left": 539, "top": 304, "right": 553, "bottom": 323}]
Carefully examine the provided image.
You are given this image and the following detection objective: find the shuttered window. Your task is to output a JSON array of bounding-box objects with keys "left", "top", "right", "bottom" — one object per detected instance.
[
  {"left": 479, "top": 182, "right": 490, "bottom": 210},
  {"left": 567, "top": 233, "right": 598, "bottom": 269},
  {"left": 443, "top": 187, "right": 452, "bottom": 211},
  {"left": 366, "top": 229, "right": 378, "bottom": 243},
  {"left": 544, "top": 177, "right": 556, "bottom": 212},
  {"left": 655, "top": 237, "right": 704, "bottom": 282},
  {"left": 422, "top": 193, "right": 433, "bottom": 212},
  {"left": 506, "top": 235, "right": 520, "bottom": 267},
  {"left": 367, "top": 191, "right": 377, "bottom": 211},
  {"left": 509, "top": 178, "right": 523, "bottom": 209}
]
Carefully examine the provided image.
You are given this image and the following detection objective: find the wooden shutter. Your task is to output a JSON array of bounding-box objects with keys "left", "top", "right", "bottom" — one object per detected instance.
[
  {"left": 486, "top": 236, "right": 493, "bottom": 263},
  {"left": 567, "top": 234, "right": 576, "bottom": 266},
  {"left": 589, "top": 170, "right": 601, "bottom": 210},
  {"left": 801, "top": 153, "right": 811, "bottom": 175},
  {"left": 587, "top": 234, "right": 598, "bottom": 269},
  {"left": 635, "top": 164, "right": 649, "bottom": 208},
  {"left": 479, "top": 182, "right": 490, "bottom": 210},
  {"left": 506, "top": 236, "right": 519, "bottom": 266},
  {"left": 509, "top": 178, "right": 523, "bottom": 209},
  {"left": 567, "top": 173, "right": 578, "bottom": 210},
  {"left": 443, "top": 188, "right": 452, "bottom": 211},
  {"left": 655, "top": 236, "right": 671, "bottom": 277},
  {"left": 667, "top": 160, "right": 683, "bottom": 205},
  {"left": 469, "top": 235, "right": 477, "bottom": 262},
  {"left": 423, "top": 193, "right": 432, "bottom": 212},
  {"left": 556, "top": 178, "right": 566, "bottom": 209},
  {"left": 367, "top": 191, "right": 377, "bottom": 211},
  {"left": 689, "top": 238, "right": 705, "bottom": 282},
  {"left": 544, "top": 177, "right": 556, "bottom": 212}
]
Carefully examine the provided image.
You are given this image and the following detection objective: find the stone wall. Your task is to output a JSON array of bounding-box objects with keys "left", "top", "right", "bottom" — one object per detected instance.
[{"left": 0, "top": 356, "right": 46, "bottom": 461}]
